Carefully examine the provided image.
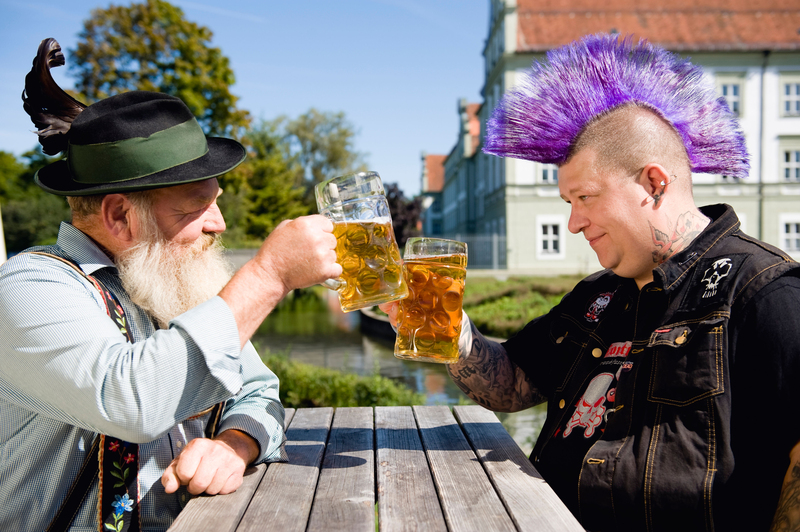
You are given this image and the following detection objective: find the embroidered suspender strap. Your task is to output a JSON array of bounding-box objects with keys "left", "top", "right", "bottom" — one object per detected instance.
[
  {"left": 31, "top": 251, "right": 225, "bottom": 531},
  {"left": 26, "top": 252, "right": 140, "bottom": 532}
]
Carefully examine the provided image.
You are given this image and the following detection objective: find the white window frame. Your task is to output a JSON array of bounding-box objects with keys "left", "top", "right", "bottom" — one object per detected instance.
[
  {"left": 541, "top": 164, "right": 559, "bottom": 184},
  {"left": 536, "top": 214, "right": 566, "bottom": 260},
  {"left": 780, "top": 138, "right": 800, "bottom": 182},
  {"left": 780, "top": 73, "right": 800, "bottom": 117},
  {"left": 779, "top": 213, "right": 800, "bottom": 255},
  {"left": 716, "top": 73, "right": 744, "bottom": 117}
]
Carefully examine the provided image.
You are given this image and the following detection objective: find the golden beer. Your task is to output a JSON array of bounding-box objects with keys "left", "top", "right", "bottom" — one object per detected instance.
[
  {"left": 332, "top": 219, "right": 408, "bottom": 312},
  {"left": 394, "top": 252, "right": 467, "bottom": 363}
]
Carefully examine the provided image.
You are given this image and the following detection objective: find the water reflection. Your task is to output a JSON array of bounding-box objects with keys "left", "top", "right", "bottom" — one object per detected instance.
[{"left": 254, "top": 287, "right": 546, "bottom": 456}]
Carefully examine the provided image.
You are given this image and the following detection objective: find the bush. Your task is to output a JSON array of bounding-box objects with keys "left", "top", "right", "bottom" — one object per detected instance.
[{"left": 261, "top": 352, "right": 426, "bottom": 408}]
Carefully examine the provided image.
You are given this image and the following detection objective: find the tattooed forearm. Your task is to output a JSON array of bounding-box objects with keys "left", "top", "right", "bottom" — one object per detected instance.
[
  {"left": 772, "top": 455, "right": 800, "bottom": 531},
  {"left": 650, "top": 210, "right": 709, "bottom": 264},
  {"left": 447, "top": 322, "right": 544, "bottom": 412}
]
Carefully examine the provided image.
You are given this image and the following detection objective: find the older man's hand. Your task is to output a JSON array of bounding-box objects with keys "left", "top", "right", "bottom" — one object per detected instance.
[
  {"left": 161, "top": 429, "right": 258, "bottom": 496},
  {"left": 256, "top": 214, "right": 342, "bottom": 293}
]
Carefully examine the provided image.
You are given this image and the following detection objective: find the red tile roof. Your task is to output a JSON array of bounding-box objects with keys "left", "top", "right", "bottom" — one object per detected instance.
[
  {"left": 423, "top": 154, "right": 446, "bottom": 192},
  {"left": 515, "top": 0, "right": 800, "bottom": 51}
]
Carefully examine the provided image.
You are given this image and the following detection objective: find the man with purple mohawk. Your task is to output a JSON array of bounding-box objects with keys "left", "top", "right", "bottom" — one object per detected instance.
[{"left": 383, "top": 34, "right": 800, "bottom": 530}]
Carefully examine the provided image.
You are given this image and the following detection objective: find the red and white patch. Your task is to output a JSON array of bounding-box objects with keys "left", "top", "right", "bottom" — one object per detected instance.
[
  {"left": 563, "top": 372, "right": 615, "bottom": 438},
  {"left": 585, "top": 292, "right": 614, "bottom": 322},
  {"left": 604, "top": 341, "right": 632, "bottom": 358}
]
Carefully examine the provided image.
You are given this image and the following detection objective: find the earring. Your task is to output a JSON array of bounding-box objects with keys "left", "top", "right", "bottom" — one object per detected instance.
[{"left": 660, "top": 181, "right": 665, "bottom": 186}]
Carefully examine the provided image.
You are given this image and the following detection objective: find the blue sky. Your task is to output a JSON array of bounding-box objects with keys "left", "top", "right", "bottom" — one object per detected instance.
[{"left": 0, "top": 0, "right": 489, "bottom": 197}]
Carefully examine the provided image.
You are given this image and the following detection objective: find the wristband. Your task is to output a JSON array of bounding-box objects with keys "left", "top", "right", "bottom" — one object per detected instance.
[{"left": 458, "top": 310, "right": 474, "bottom": 360}]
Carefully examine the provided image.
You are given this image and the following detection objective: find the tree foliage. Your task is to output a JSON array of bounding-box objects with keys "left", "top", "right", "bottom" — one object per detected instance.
[
  {"left": 276, "top": 109, "right": 367, "bottom": 205},
  {"left": 0, "top": 150, "right": 70, "bottom": 251},
  {"left": 70, "top": 0, "right": 249, "bottom": 137},
  {"left": 236, "top": 121, "right": 310, "bottom": 245},
  {"left": 385, "top": 183, "right": 422, "bottom": 247}
]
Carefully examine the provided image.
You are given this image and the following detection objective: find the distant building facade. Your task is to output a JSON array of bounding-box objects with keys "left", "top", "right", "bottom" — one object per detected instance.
[
  {"left": 423, "top": 0, "right": 800, "bottom": 274},
  {"left": 420, "top": 153, "right": 446, "bottom": 237}
]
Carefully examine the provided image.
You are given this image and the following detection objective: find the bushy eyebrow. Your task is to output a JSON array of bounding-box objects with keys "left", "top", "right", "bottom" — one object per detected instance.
[{"left": 185, "top": 187, "right": 222, "bottom": 210}]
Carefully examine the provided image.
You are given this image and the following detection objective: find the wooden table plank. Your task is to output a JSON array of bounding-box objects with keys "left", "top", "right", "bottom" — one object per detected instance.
[
  {"left": 413, "top": 405, "right": 516, "bottom": 532},
  {"left": 166, "top": 409, "right": 297, "bottom": 532},
  {"left": 307, "top": 407, "right": 375, "bottom": 532},
  {"left": 454, "top": 405, "right": 585, "bottom": 531},
  {"left": 375, "top": 406, "right": 448, "bottom": 532},
  {"left": 236, "top": 407, "right": 334, "bottom": 532}
]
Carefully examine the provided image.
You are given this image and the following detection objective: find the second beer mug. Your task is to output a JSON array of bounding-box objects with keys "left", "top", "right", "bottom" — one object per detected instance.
[
  {"left": 394, "top": 238, "right": 468, "bottom": 364},
  {"left": 315, "top": 171, "right": 409, "bottom": 312}
]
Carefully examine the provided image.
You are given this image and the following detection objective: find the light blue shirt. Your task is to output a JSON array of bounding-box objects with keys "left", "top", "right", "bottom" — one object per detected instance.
[{"left": 0, "top": 223, "right": 287, "bottom": 531}]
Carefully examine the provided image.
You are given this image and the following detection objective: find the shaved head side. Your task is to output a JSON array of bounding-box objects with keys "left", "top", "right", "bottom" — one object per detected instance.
[{"left": 568, "top": 104, "right": 693, "bottom": 189}]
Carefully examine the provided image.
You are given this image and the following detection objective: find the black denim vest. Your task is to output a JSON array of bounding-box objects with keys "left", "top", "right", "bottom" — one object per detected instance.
[{"left": 512, "top": 205, "right": 800, "bottom": 531}]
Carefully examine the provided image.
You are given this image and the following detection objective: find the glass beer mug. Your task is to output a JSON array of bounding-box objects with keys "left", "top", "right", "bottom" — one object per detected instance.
[
  {"left": 393, "top": 237, "right": 468, "bottom": 364},
  {"left": 315, "top": 171, "right": 409, "bottom": 312}
]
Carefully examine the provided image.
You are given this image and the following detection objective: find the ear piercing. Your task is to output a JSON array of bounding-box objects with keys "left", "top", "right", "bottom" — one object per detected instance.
[{"left": 660, "top": 175, "right": 678, "bottom": 187}]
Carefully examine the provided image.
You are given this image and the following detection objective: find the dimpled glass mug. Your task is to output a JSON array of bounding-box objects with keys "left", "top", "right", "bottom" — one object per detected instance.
[
  {"left": 315, "top": 171, "right": 408, "bottom": 312},
  {"left": 393, "top": 237, "right": 468, "bottom": 364}
]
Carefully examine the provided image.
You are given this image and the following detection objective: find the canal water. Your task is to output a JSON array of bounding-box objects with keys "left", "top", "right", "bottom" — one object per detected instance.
[{"left": 252, "top": 287, "right": 547, "bottom": 456}]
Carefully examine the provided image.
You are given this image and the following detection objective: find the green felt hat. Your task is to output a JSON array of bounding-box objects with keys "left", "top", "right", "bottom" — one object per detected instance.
[{"left": 34, "top": 91, "right": 245, "bottom": 196}]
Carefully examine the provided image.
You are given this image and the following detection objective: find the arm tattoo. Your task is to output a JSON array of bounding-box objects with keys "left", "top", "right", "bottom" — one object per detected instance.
[
  {"left": 446, "top": 321, "right": 545, "bottom": 412},
  {"left": 650, "top": 210, "right": 707, "bottom": 264},
  {"left": 771, "top": 460, "right": 800, "bottom": 531}
]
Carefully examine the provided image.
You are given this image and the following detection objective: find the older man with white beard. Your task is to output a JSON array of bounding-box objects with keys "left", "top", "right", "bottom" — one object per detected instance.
[{"left": 0, "top": 39, "right": 341, "bottom": 532}]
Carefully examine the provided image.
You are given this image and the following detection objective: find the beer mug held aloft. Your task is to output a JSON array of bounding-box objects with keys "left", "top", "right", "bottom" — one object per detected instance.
[
  {"left": 315, "top": 171, "right": 409, "bottom": 312},
  {"left": 394, "top": 238, "right": 467, "bottom": 364}
]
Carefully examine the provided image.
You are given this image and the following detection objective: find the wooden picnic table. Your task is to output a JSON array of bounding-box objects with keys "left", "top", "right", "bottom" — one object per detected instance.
[{"left": 168, "top": 405, "right": 584, "bottom": 532}]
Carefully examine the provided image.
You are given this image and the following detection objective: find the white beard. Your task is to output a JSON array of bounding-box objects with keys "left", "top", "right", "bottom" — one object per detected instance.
[{"left": 116, "top": 230, "right": 233, "bottom": 329}]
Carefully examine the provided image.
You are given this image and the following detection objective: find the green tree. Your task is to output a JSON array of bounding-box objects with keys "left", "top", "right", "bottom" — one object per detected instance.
[
  {"left": 279, "top": 109, "right": 368, "bottom": 204},
  {"left": 0, "top": 151, "right": 28, "bottom": 201},
  {"left": 0, "top": 149, "right": 70, "bottom": 251},
  {"left": 70, "top": 0, "right": 249, "bottom": 137},
  {"left": 241, "top": 121, "right": 309, "bottom": 241},
  {"left": 219, "top": 121, "right": 310, "bottom": 247}
]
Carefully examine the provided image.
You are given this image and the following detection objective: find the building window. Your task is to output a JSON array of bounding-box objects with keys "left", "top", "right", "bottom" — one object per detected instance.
[
  {"left": 783, "top": 82, "right": 800, "bottom": 116},
  {"left": 542, "top": 164, "right": 559, "bottom": 184},
  {"left": 780, "top": 214, "right": 800, "bottom": 254},
  {"left": 780, "top": 74, "right": 800, "bottom": 117},
  {"left": 785, "top": 223, "right": 800, "bottom": 251},
  {"left": 721, "top": 83, "right": 741, "bottom": 115},
  {"left": 536, "top": 215, "right": 566, "bottom": 260},
  {"left": 783, "top": 149, "right": 800, "bottom": 182},
  {"left": 715, "top": 74, "right": 744, "bottom": 117},
  {"left": 541, "top": 224, "right": 560, "bottom": 253}
]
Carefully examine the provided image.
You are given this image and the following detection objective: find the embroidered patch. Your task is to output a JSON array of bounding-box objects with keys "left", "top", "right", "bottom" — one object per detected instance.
[
  {"left": 585, "top": 291, "right": 614, "bottom": 322},
  {"left": 604, "top": 341, "right": 632, "bottom": 358},
  {"left": 682, "top": 254, "right": 747, "bottom": 311},
  {"left": 700, "top": 258, "right": 733, "bottom": 298},
  {"left": 563, "top": 372, "right": 615, "bottom": 438}
]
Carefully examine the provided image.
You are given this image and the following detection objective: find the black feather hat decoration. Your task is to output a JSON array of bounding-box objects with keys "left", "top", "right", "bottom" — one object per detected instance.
[{"left": 21, "top": 38, "right": 87, "bottom": 156}]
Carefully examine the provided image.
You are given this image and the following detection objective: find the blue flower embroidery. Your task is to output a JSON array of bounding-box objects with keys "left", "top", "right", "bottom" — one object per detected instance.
[{"left": 111, "top": 493, "right": 133, "bottom": 515}]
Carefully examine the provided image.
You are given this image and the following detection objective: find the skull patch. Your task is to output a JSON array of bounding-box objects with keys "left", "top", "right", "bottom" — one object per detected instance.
[{"left": 700, "top": 258, "right": 732, "bottom": 298}]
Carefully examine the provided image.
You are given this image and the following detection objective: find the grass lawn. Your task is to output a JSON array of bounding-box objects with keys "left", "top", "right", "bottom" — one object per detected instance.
[{"left": 462, "top": 275, "right": 583, "bottom": 339}]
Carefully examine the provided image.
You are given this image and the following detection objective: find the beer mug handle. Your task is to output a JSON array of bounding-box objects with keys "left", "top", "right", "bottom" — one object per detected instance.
[{"left": 322, "top": 277, "right": 343, "bottom": 291}]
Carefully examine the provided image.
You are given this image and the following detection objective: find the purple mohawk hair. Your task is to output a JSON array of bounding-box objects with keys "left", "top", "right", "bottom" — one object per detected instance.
[{"left": 483, "top": 34, "right": 750, "bottom": 179}]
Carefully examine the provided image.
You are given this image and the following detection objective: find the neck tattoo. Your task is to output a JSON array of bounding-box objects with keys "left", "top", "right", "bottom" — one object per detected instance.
[{"left": 649, "top": 211, "right": 708, "bottom": 264}]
